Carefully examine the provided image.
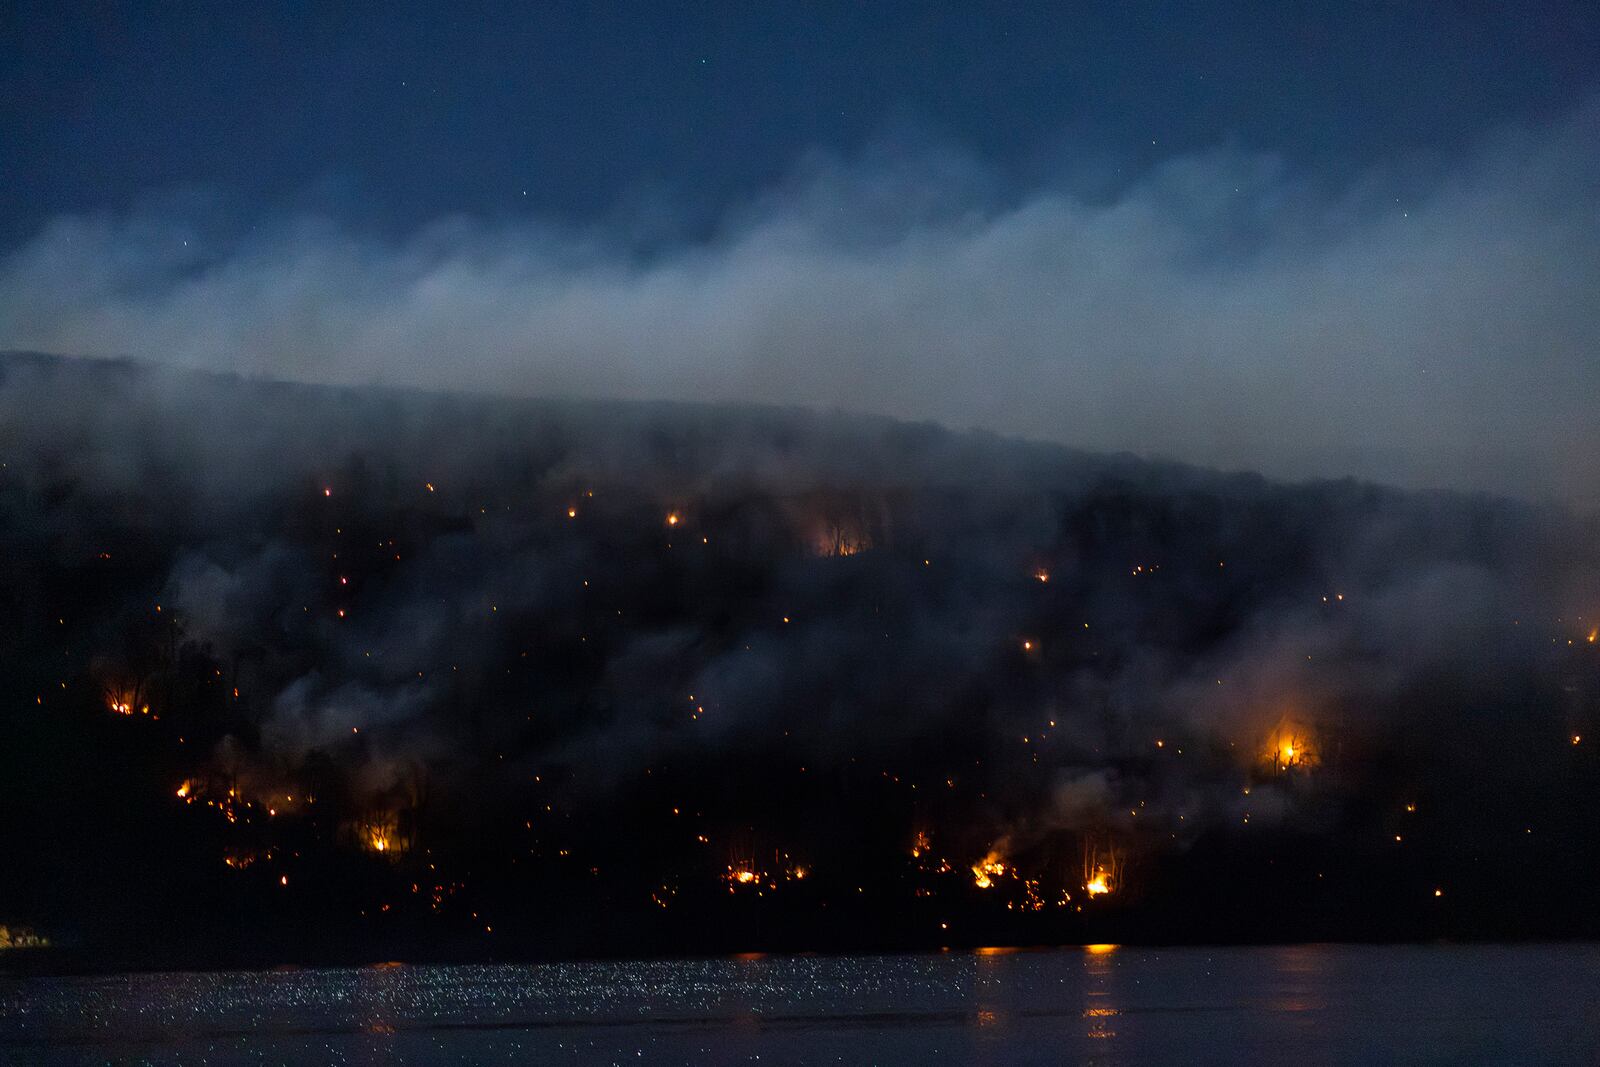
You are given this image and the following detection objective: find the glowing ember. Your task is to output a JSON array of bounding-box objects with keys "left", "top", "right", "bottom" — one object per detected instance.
[{"left": 666, "top": 511, "right": 681, "bottom": 526}]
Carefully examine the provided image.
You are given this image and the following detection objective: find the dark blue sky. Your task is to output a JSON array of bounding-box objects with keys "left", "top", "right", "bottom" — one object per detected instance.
[{"left": 4, "top": 2, "right": 1596, "bottom": 239}]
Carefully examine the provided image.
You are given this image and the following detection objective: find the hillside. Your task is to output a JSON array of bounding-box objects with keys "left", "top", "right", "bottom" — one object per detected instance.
[{"left": 2, "top": 350, "right": 1598, "bottom": 970}]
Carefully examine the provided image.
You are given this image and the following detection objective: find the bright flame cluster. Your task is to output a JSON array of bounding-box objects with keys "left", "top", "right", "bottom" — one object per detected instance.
[{"left": 971, "top": 851, "right": 1006, "bottom": 890}]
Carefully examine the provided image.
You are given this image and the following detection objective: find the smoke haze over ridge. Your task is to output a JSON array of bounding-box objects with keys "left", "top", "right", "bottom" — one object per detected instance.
[{"left": 3, "top": 98, "right": 1597, "bottom": 505}]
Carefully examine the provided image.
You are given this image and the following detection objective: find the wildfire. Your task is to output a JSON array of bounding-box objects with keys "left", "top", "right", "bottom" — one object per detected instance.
[
  {"left": 910, "top": 830, "right": 931, "bottom": 859},
  {"left": 1264, "top": 719, "right": 1318, "bottom": 774},
  {"left": 724, "top": 864, "right": 765, "bottom": 891},
  {"left": 813, "top": 527, "right": 868, "bottom": 557},
  {"left": 360, "top": 814, "right": 401, "bottom": 857},
  {"left": 1082, "top": 840, "right": 1122, "bottom": 899},
  {"left": 105, "top": 688, "right": 149, "bottom": 716},
  {"left": 805, "top": 508, "right": 873, "bottom": 557},
  {"left": 971, "top": 851, "right": 1006, "bottom": 890}
]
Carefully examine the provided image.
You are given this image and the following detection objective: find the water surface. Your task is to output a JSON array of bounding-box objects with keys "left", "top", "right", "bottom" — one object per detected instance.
[{"left": 3, "top": 944, "right": 1597, "bottom": 1064}]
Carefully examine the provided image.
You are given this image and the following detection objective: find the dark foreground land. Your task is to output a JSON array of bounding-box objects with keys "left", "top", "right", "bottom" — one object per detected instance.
[{"left": 2, "top": 351, "right": 1600, "bottom": 971}]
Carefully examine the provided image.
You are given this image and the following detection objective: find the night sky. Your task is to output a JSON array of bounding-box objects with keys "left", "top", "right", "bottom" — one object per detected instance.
[
  {"left": 6, "top": 3, "right": 1596, "bottom": 231},
  {"left": 3, "top": 3, "right": 1599, "bottom": 499}
]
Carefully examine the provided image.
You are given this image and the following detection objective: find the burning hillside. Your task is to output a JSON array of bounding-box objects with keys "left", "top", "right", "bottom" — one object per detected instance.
[{"left": 2, "top": 351, "right": 1599, "bottom": 967}]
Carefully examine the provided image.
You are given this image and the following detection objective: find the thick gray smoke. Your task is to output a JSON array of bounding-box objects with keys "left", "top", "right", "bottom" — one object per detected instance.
[
  {"left": 4, "top": 351, "right": 1597, "bottom": 869},
  {"left": 2, "top": 99, "right": 1597, "bottom": 505}
]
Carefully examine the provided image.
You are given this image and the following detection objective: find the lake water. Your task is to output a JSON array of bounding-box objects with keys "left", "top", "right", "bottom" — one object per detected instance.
[{"left": 3, "top": 944, "right": 1598, "bottom": 1065}]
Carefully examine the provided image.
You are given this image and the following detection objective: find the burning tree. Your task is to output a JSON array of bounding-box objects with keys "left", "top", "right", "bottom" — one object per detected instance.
[
  {"left": 1082, "top": 838, "right": 1123, "bottom": 899},
  {"left": 356, "top": 811, "right": 409, "bottom": 858},
  {"left": 1264, "top": 718, "right": 1320, "bottom": 776}
]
